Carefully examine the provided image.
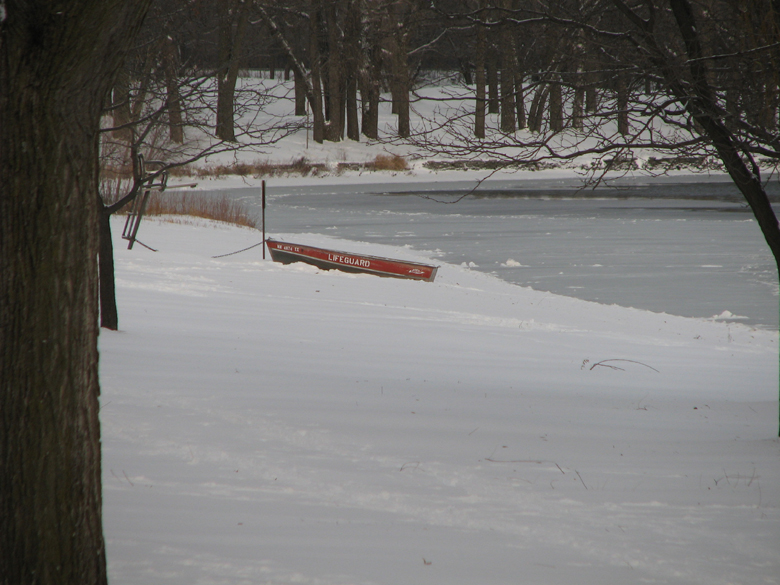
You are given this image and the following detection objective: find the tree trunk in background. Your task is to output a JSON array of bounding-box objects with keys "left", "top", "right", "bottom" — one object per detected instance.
[
  {"left": 474, "top": 8, "right": 486, "bottom": 139},
  {"left": 391, "top": 28, "right": 410, "bottom": 138},
  {"left": 0, "top": 1, "right": 151, "bottom": 583},
  {"left": 499, "top": 0, "right": 515, "bottom": 133},
  {"left": 309, "top": 0, "right": 325, "bottom": 143},
  {"left": 616, "top": 73, "right": 629, "bottom": 136},
  {"left": 500, "top": 69, "right": 515, "bottom": 132},
  {"left": 395, "top": 65, "right": 410, "bottom": 138},
  {"left": 361, "top": 40, "right": 381, "bottom": 139},
  {"left": 528, "top": 83, "right": 548, "bottom": 132},
  {"left": 346, "top": 74, "right": 359, "bottom": 141},
  {"left": 345, "top": 0, "right": 360, "bottom": 141},
  {"left": 294, "top": 68, "right": 307, "bottom": 115},
  {"left": 163, "top": 37, "right": 184, "bottom": 143},
  {"left": 585, "top": 69, "right": 598, "bottom": 113},
  {"left": 216, "top": 0, "right": 250, "bottom": 142},
  {"left": 112, "top": 66, "right": 132, "bottom": 142},
  {"left": 324, "top": 2, "right": 343, "bottom": 142},
  {"left": 549, "top": 76, "right": 563, "bottom": 132},
  {"left": 515, "top": 70, "right": 526, "bottom": 129},
  {"left": 487, "top": 47, "right": 499, "bottom": 114},
  {"left": 572, "top": 71, "right": 584, "bottom": 129}
]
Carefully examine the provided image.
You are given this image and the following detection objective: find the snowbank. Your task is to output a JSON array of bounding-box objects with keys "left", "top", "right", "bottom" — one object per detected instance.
[{"left": 100, "top": 217, "right": 779, "bottom": 585}]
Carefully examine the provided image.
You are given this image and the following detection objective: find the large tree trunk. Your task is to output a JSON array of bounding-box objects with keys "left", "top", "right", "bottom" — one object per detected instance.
[{"left": 0, "top": 2, "right": 151, "bottom": 583}]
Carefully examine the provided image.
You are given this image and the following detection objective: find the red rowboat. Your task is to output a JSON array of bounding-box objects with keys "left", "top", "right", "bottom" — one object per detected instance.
[{"left": 266, "top": 239, "right": 438, "bottom": 282}]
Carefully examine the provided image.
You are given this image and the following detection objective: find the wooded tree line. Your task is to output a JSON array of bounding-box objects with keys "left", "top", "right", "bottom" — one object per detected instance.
[{"left": 108, "top": 0, "right": 780, "bottom": 148}]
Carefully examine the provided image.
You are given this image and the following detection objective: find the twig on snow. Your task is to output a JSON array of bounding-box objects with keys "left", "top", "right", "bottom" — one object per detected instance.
[{"left": 589, "top": 359, "right": 659, "bottom": 373}]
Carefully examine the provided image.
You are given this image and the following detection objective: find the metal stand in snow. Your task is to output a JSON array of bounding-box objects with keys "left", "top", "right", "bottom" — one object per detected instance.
[{"left": 122, "top": 154, "right": 169, "bottom": 250}]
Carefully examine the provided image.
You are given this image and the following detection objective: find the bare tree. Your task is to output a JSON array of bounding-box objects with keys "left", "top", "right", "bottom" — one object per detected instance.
[{"left": 97, "top": 0, "right": 302, "bottom": 330}]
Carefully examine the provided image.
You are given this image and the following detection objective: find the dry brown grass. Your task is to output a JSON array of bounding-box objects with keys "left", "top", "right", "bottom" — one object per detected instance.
[
  {"left": 370, "top": 154, "right": 409, "bottom": 171},
  {"left": 142, "top": 192, "right": 257, "bottom": 228},
  {"left": 101, "top": 178, "right": 257, "bottom": 228}
]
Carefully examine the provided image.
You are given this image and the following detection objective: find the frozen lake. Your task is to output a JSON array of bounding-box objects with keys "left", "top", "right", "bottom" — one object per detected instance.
[{"left": 224, "top": 176, "right": 779, "bottom": 330}]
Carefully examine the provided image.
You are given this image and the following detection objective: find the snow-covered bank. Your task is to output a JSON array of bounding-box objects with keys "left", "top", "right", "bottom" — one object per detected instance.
[
  {"left": 100, "top": 217, "right": 779, "bottom": 585},
  {"left": 165, "top": 79, "right": 758, "bottom": 193}
]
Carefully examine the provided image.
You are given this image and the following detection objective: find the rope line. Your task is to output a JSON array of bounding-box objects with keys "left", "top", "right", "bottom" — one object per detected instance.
[{"left": 211, "top": 241, "right": 265, "bottom": 259}]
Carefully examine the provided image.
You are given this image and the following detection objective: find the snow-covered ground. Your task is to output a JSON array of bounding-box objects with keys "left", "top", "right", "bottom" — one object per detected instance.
[{"left": 100, "top": 215, "right": 779, "bottom": 585}]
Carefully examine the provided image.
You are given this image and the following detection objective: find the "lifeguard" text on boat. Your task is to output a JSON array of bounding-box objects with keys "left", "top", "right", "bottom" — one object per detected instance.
[{"left": 266, "top": 239, "right": 438, "bottom": 282}]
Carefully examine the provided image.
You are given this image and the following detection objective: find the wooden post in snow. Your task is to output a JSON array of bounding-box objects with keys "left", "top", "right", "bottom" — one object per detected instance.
[{"left": 262, "top": 180, "right": 266, "bottom": 259}]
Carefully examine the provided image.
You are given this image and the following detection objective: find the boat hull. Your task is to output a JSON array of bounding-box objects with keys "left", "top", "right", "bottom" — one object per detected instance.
[{"left": 266, "top": 239, "right": 438, "bottom": 282}]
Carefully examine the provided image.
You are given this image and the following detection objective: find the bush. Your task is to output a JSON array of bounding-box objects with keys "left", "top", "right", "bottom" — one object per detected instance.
[{"left": 371, "top": 154, "right": 409, "bottom": 171}]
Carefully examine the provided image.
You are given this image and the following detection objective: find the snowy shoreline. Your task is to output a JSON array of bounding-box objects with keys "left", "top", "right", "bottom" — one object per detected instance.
[
  {"left": 172, "top": 162, "right": 743, "bottom": 193},
  {"left": 100, "top": 216, "right": 779, "bottom": 585}
]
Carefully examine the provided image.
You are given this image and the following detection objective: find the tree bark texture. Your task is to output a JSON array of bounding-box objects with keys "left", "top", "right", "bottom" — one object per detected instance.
[
  {"left": 474, "top": 13, "right": 486, "bottom": 139},
  {"left": 344, "top": 0, "right": 360, "bottom": 141},
  {"left": 528, "top": 83, "right": 549, "bottom": 132},
  {"left": 487, "top": 47, "right": 499, "bottom": 114},
  {"left": 0, "top": 1, "right": 151, "bottom": 583},
  {"left": 391, "top": 13, "right": 411, "bottom": 139},
  {"left": 549, "top": 76, "right": 563, "bottom": 132},
  {"left": 98, "top": 207, "right": 119, "bottom": 331},
  {"left": 163, "top": 37, "right": 184, "bottom": 143},
  {"left": 294, "top": 68, "right": 307, "bottom": 116},
  {"left": 324, "top": 2, "right": 343, "bottom": 142},
  {"left": 585, "top": 70, "right": 598, "bottom": 113},
  {"left": 616, "top": 74, "right": 629, "bottom": 136},
  {"left": 514, "top": 71, "right": 526, "bottom": 130},
  {"left": 309, "top": 0, "right": 326, "bottom": 144},
  {"left": 572, "top": 80, "right": 584, "bottom": 129},
  {"left": 361, "top": 41, "right": 381, "bottom": 139},
  {"left": 112, "top": 66, "right": 132, "bottom": 142},
  {"left": 216, "top": 0, "right": 250, "bottom": 143},
  {"left": 499, "top": 0, "right": 515, "bottom": 133}
]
